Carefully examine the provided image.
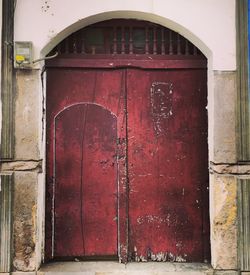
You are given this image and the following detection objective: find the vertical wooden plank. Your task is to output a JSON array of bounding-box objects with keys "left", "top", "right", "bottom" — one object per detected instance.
[
  {"left": 91, "top": 46, "right": 96, "bottom": 55},
  {"left": 0, "top": 174, "right": 13, "bottom": 272},
  {"left": 81, "top": 29, "right": 85, "bottom": 54},
  {"left": 56, "top": 43, "right": 62, "bottom": 55},
  {"left": 121, "top": 27, "right": 125, "bottom": 54},
  {"left": 193, "top": 44, "right": 197, "bottom": 56},
  {"left": 113, "top": 27, "right": 117, "bottom": 54},
  {"left": 185, "top": 40, "right": 189, "bottom": 56},
  {"left": 73, "top": 32, "right": 77, "bottom": 53},
  {"left": 153, "top": 27, "right": 157, "bottom": 55},
  {"left": 161, "top": 28, "right": 165, "bottom": 55},
  {"left": 117, "top": 70, "right": 129, "bottom": 263},
  {"left": 1, "top": 0, "right": 14, "bottom": 160},
  {"left": 129, "top": 27, "right": 133, "bottom": 55},
  {"left": 145, "top": 27, "right": 149, "bottom": 54},
  {"left": 64, "top": 37, "right": 70, "bottom": 54},
  {"left": 169, "top": 30, "right": 173, "bottom": 55},
  {"left": 177, "top": 33, "right": 181, "bottom": 55}
]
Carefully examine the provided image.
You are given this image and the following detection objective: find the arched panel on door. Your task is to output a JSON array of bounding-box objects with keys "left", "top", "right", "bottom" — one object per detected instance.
[{"left": 53, "top": 103, "right": 118, "bottom": 258}]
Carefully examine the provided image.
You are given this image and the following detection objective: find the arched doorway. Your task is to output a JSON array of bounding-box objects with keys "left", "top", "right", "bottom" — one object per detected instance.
[{"left": 45, "top": 19, "right": 210, "bottom": 263}]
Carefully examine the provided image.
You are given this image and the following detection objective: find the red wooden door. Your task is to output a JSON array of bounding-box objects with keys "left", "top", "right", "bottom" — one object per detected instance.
[
  {"left": 46, "top": 69, "right": 127, "bottom": 259},
  {"left": 127, "top": 69, "right": 209, "bottom": 262},
  {"left": 46, "top": 66, "right": 209, "bottom": 262}
]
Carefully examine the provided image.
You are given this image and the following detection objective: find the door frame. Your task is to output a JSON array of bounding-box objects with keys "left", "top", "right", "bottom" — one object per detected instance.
[
  {"left": 45, "top": 53, "right": 209, "bottom": 263},
  {"left": 45, "top": 55, "right": 206, "bottom": 70}
]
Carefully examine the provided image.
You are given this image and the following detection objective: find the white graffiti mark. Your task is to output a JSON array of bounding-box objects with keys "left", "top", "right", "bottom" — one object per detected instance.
[
  {"left": 150, "top": 82, "right": 174, "bottom": 136},
  {"left": 137, "top": 214, "right": 171, "bottom": 226},
  {"left": 168, "top": 252, "right": 187, "bottom": 262},
  {"left": 133, "top": 249, "right": 187, "bottom": 262}
]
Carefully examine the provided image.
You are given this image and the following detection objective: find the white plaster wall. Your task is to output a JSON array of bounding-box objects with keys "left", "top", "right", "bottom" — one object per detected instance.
[{"left": 14, "top": 0, "right": 236, "bottom": 71}]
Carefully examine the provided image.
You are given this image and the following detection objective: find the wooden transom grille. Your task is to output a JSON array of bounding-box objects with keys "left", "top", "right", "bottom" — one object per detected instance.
[{"left": 51, "top": 19, "right": 204, "bottom": 57}]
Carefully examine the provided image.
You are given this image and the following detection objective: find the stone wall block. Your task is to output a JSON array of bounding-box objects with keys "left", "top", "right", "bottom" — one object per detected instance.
[
  {"left": 213, "top": 271, "right": 239, "bottom": 275},
  {"left": 13, "top": 172, "right": 38, "bottom": 272},
  {"left": 210, "top": 174, "right": 238, "bottom": 269},
  {"left": 213, "top": 71, "right": 237, "bottom": 163},
  {"left": 15, "top": 70, "right": 40, "bottom": 160}
]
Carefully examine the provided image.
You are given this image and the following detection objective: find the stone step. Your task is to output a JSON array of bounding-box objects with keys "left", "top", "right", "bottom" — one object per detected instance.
[{"left": 36, "top": 261, "right": 213, "bottom": 275}]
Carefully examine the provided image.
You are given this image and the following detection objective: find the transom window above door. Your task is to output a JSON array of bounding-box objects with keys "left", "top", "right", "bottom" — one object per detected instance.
[{"left": 51, "top": 19, "right": 205, "bottom": 57}]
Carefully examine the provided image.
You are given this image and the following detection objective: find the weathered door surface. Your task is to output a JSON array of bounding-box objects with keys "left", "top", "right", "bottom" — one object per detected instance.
[
  {"left": 46, "top": 69, "right": 127, "bottom": 259},
  {"left": 127, "top": 69, "right": 209, "bottom": 262},
  {"left": 54, "top": 104, "right": 117, "bottom": 257},
  {"left": 46, "top": 67, "right": 209, "bottom": 262},
  {"left": 45, "top": 17, "right": 209, "bottom": 264}
]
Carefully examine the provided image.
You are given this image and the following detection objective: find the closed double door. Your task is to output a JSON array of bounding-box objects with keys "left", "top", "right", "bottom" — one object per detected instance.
[{"left": 46, "top": 67, "right": 210, "bottom": 262}]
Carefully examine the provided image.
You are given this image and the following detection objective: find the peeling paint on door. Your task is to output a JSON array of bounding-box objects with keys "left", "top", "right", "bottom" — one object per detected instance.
[
  {"left": 127, "top": 69, "right": 209, "bottom": 262},
  {"left": 151, "top": 82, "right": 174, "bottom": 136}
]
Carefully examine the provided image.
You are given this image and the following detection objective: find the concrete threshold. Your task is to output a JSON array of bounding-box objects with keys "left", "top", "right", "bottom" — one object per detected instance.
[{"left": 38, "top": 261, "right": 213, "bottom": 275}]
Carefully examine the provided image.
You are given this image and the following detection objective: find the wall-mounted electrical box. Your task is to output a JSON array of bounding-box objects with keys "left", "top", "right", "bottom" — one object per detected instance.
[{"left": 14, "top": 41, "right": 33, "bottom": 68}]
